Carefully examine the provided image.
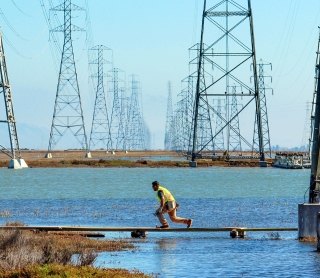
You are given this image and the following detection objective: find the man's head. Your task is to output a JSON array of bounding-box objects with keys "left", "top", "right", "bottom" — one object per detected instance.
[{"left": 152, "top": 180, "right": 159, "bottom": 191}]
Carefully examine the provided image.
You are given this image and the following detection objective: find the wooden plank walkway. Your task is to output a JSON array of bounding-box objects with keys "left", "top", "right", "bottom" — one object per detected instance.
[{"left": 0, "top": 226, "right": 298, "bottom": 232}]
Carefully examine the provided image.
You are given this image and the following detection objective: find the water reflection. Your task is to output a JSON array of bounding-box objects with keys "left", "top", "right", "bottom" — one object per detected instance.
[
  {"left": 155, "top": 238, "right": 177, "bottom": 251},
  {"left": 154, "top": 238, "right": 178, "bottom": 277}
]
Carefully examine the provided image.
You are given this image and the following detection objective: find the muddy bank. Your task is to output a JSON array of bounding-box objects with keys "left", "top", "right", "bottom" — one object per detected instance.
[{"left": 0, "top": 150, "right": 271, "bottom": 168}]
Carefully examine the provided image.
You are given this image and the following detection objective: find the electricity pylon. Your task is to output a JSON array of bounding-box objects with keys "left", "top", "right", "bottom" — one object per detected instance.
[
  {"left": 252, "top": 61, "right": 272, "bottom": 158},
  {"left": 164, "top": 81, "right": 174, "bottom": 150},
  {"left": 126, "top": 75, "right": 146, "bottom": 150},
  {"left": 108, "top": 68, "right": 126, "bottom": 150},
  {"left": 228, "top": 85, "right": 242, "bottom": 153},
  {"left": 213, "top": 99, "right": 225, "bottom": 152},
  {"left": 190, "top": 0, "right": 265, "bottom": 165},
  {"left": 0, "top": 31, "right": 27, "bottom": 168},
  {"left": 88, "top": 45, "right": 112, "bottom": 151},
  {"left": 174, "top": 76, "right": 194, "bottom": 151},
  {"left": 46, "top": 0, "right": 90, "bottom": 158},
  {"left": 309, "top": 28, "right": 320, "bottom": 203}
]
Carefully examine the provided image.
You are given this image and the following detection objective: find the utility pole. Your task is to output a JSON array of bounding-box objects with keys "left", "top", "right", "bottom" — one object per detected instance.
[
  {"left": 46, "top": 0, "right": 90, "bottom": 158},
  {"left": 0, "top": 31, "right": 27, "bottom": 169},
  {"left": 88, "top": 45, "right": 112, "bottom": 152}
]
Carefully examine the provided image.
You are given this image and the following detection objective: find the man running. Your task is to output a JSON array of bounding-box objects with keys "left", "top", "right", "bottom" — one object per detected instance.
[{"left": 152, "top": 181, "right": 192, "bottom": 229}]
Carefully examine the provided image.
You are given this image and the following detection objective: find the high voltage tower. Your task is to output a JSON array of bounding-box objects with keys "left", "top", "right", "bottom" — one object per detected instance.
[
  {"left": 171, "top": 77, "right": 194, "bottom": 151},
  {"left": 301, "top": 102, "right": 312, "bottom": 154},
  {"left": 46, "top": 0, "right": 90, "bottom": 158},
  {"left": 190, "top": 0, "right": 268, "bottom": 166},
  {"left": 168, "top": 51, "right": 196, "bottom": 152},
  {"left": 309, "top": 27, "right": 320, "bottom": 203},
  {"left": 126, "top": 75, "right": 149, "bottom": 150},
  {"left": 108, "top": 68, "right": 127, "bottom": 151},
  {"left": 0, "top": 31, "right": 27, "bottom": 169},
  {"left": 164, "top": 81, "right": 174, "bottom": 150},
  {"left": 228, "top": 85, "right": 242, "bottom": 153},
  {"left": 88, "top": 45, "right": 112, "bottom": 151},
  {"left": 213, "top": 99, "right": 225, "bottom": 152},
  {"left": 252, "top": 60, "right": 272, "bottom": 158}
]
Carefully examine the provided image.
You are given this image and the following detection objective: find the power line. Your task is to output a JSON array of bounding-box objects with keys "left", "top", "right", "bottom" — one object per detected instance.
[
  {"left": 11, "top": 0, "right": 32, "bottom": 17},
  {"left": 0, "top": 7, "right": 27, "bottom": 41}
]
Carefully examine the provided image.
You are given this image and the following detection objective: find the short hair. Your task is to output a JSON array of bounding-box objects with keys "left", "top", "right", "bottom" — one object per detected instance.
[{"left": 152, "top": 181, "right": 159, "bottom": 186}]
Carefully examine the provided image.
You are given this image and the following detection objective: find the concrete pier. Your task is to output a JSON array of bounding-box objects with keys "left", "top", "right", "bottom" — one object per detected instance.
[
  {"left": 8, "top": 158, "right": 28, "bottom": 169},
  {"left": 8, "top": 159, "right": 22, "bottom": 169},
  {"left": 189, "top": 161, "right": 197, "bottom": 167},
  {"left": 298, "top": 203, "right": 320, "bottom": 240}
]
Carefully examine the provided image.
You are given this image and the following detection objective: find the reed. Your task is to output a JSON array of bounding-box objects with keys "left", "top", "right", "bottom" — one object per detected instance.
[{"left": 0, "top": 224, "right": 151, "bottom": 277}]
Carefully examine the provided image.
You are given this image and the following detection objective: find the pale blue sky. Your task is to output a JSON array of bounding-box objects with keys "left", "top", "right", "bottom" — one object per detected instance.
[{"left": 1, "top": 0, "right": 320, "bottom": 150}]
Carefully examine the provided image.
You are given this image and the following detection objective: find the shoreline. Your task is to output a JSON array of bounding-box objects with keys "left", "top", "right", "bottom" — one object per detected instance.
[{"left": 0, "top": 150, "right": 271, "bottom": 168}]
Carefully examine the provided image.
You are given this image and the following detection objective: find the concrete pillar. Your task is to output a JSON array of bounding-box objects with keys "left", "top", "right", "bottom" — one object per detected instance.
[
  {"left": 8, "top": 158, "right": 28, "bottom": 169},
  {"left": 45, "top": 153, "right": 52, "bottom": 159},
  {"left": 18, "top": 158, "right": 28, "bottom": 168},
  {"left": 85, "top": 152, "right": 92, "bottom": 158},
  {"left": 259, "top": 161, "right": 268, "bottom": 167},
  {"left": 298, "top": 203, "right": 320, "bottom": 240},
  {"left": 8, "top": 159, "right": 22, "bottom": 169}
]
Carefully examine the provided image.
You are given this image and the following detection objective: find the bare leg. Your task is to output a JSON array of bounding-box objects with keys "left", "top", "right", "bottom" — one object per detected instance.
[
  {"left": 168, "top": 209, "right": 189, "bottom": 225},
  {"left": 156, "top": 211, "right": 169, "bottom": 227}
]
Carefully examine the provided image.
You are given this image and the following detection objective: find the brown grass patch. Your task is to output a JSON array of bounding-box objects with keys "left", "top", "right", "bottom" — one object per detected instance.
[
  {"left": 0, "top": 228, "right": 148, "bottom": 277},
  {"left": 0, "top": 264, "right": 151, "bottom": 278},
  {"left": 0, "top": 150, "right": 270, "bottom": 168}
]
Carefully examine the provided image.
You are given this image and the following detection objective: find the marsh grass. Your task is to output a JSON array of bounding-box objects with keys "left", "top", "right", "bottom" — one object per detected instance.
[
  {"left": 0, "top": 226, "right": 150, "bottom": 277},
  {"left": 0, "top": 264, "right": 151, "bottom": 278}
]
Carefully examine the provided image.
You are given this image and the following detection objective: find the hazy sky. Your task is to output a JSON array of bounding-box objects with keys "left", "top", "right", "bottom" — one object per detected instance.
[{"left": 0, "top": 0, "right": 320, "bottom": 150}]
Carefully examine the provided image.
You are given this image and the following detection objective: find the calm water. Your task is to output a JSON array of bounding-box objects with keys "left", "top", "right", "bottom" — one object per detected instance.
[{"left": 1, "top": 167, "right": 319, "bottom": 277}]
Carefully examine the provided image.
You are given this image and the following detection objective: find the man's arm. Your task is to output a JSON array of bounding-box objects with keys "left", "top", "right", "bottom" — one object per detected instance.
[{"left": 158, "top": 191, "right": 165, "bottom": 212}]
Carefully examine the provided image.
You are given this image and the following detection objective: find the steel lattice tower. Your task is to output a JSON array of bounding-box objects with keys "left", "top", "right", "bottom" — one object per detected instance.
[
  {"left": 0, "top": 31, "right": 27, "bottom": 168},
  {"left": 302, "top": 102, "right": 312, "bottom": 155},
  {"left": 108, "top": 68, "right": 126, "bottom": 150},
  {"left": 189, "top": 43, "right": 214, "bottom": 156},
  {"left": 213, "top": 99, "right": 225, "bottom": 152},
  {"left": 190, "top": 0, "right": 265, "bottom": 164},
  {"left": 309, "top": 28, "right": 320, "bottom": 203},
  {"left": 308, "top": 30, "right": 320, "bottom": 161},
  {"left": 170, "top": 84, "right": 183, "bottom": 151},
  {"left": 126, "top": 75, "right": 146, "bottom": 150},
  {"left": 178, "top": 76, "right": 195, "bottom": 151},
  {"left": 46, "top": 0, "right": 89, "bottom": 157},
  {"left": 228, "top": 85, "right": 242, "bottom": 153},
  {"left": 252, "top": 61, "right": 272, "bottom": 158},
  {"left": 88, "top": 45, "right": 112, "bottom": 151},
  {"left": 164, "top": 81, "right": 174, "bottom": 150}
]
